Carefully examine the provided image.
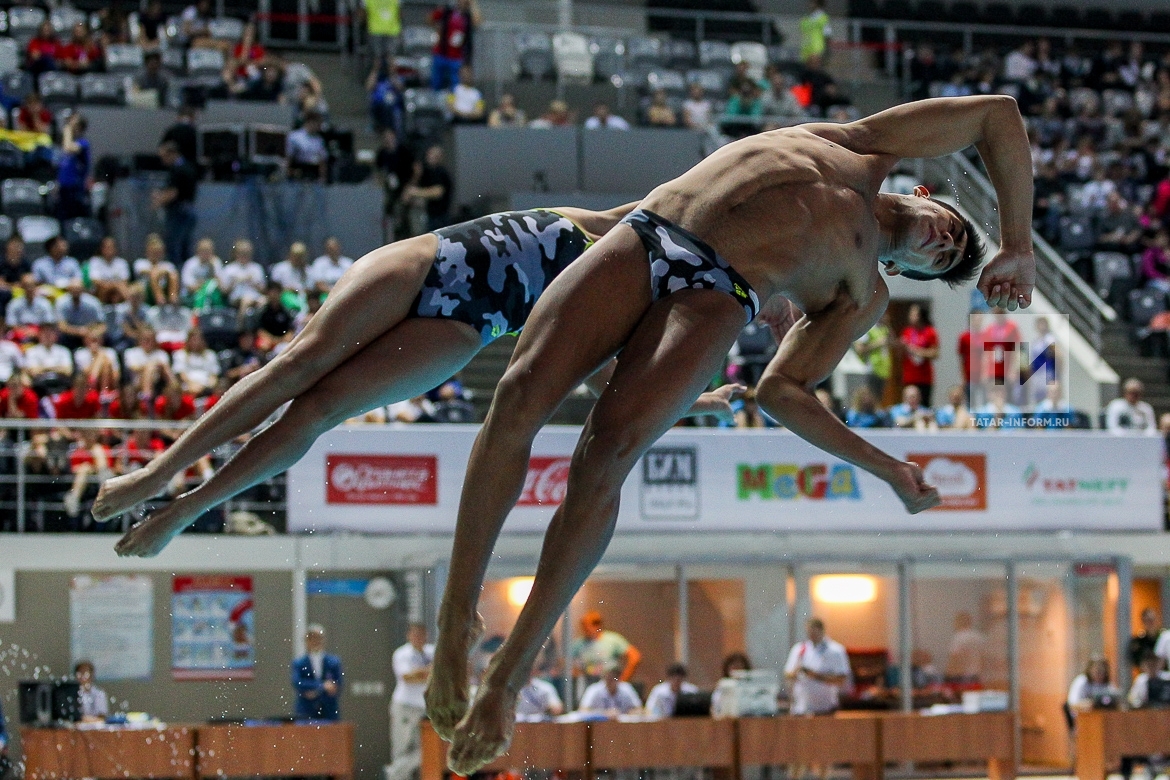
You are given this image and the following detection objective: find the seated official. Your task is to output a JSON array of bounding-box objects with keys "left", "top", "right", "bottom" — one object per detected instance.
[
  {"left": 291, "top": 625, "right": 343, "bottom": 720},
  {"left": 1121, "top": 652, "right": 1170, "bottom": 780},
  {"left": 645, "top": 663, "right": 699, "bottom": 718},
  {"left": 578, "top": 666, "right": 642, "bottom": 716},
  {"left": 75, "top": 660, "right": 109, "bottom": 721},
  {"left": 516, "top": 675, "right": 564, "bottom": 722},
  {"left": 1067, "top": 656, "right": 1121, "bottom": 716}
]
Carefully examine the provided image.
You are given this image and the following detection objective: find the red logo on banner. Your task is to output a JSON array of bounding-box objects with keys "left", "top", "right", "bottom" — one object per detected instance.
[
  {"left": 326, "top": 455, "right": 437, "bottom": 505},
  {"left": 518, "top": 457, "right": 572, "bottom": 506}
]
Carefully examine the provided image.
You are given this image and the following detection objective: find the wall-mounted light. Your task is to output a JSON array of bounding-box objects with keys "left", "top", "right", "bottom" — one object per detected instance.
[
  {"left": 507, "top": 577, "right": 535, "bottom": 607},
  {"left": 812, "top": 575, "right": 878, "bottom": 604}
]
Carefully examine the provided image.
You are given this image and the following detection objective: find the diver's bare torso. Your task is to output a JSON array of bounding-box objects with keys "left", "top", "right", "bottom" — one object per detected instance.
[{"left": 640, "top": 126, "right": 898, "bottom": 314}]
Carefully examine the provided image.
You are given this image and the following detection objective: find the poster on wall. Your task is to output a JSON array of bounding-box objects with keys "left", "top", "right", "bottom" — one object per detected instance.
[
  {"left": 0, "top": 569, "right": 14, "bottom": 622},
  {"left": 70, "top": 575, "right": 153, "bottom": 680},
  {"left": 172, "top": 576, "right": 254, "bottom": 681}
]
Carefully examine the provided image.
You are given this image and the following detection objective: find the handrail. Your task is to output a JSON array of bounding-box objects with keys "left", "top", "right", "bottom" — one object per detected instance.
[{"left": 847, "top": 16, "right": 1170, "bottom": 46}]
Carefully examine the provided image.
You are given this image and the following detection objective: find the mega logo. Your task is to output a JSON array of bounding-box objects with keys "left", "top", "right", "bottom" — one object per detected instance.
[
  {"left": 737, "top": 463, "right": 861, "bottom": 501},
  {"left": 906, "top": 453, "right": 987, "bottom": 511},
  {"left": 326, "top": 455, "right": 437, "bottom": 505},
  {"left": 518, "top": 457, "right": 572, "bottom": 506}
]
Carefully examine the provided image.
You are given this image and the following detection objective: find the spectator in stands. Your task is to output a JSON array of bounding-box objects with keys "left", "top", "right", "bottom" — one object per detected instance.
[
  {"left": 108, "top": 382, "right": 141, "bottom": 422},
  {"left": 1034, "top": 381, "right": 1068, "bottom": 416},
  {"left": 227, "top": 21, "right": 266, "bottom": 84},
  {"left": 55, "top": 371, "right": 100, "bottom": 421},
  {"left": 450, "top": 66, "right": 485, "bottom": 123},
  {"left": 724, "top": 81, "right": 765, "bottom": 120},
  {"left": 60, "top": 23, "right": 103, "bottom": 75},
  {"left": 55, "top": 280, "right": 103, "bottom": 351},
  {"left": 1, "top": 372, "right": 39, "bottom": 419},
  {"left": 237, "top": 60, "right": 286, "bottom": 102},
  {"left": 6, "top": 273, "right": 54, "bottom": 333},
  {"left": 584, "top": 102, "right": 629, "bottom": 131},
  {"left": 14, "top": 92, "right": 52, "bottom": 136},
  {"left": 579, "top": 665, "right": 642, "bottom": 715},
  {"left": 387, "top": 394, "right": 435, "bottom": 422},
  {"left": 889, "top": 384, "right": 936, "bottom": 431},
  {"left": 404, "top": 145, "right": 452, "bottom": 231},
  {"left": 218, "top": 239, "right": 266, "bottom": 313},
  {"left": 799, "top": 0, "right": 831, "bottom": 66},
  {"left": 645, "top": 663, "right": 699, "bottom": 718},
  {"left": 56, "top": 114, "right": 91, "bottom": 221},
  {"left": 219, "top": 330, "right": 262, "bottom": 383},
  {"left": 25, "top": 21, "right": 60, "bottom": 75},
  {"left": 122, "top": 327, "right": 170, "bottom": 398},
  {"left": 734, "top": 388, "right": 773, "bottom": 428},
  {"left": 256, "top": 281, "right": 295, "bottom": 351},
  {"left": 136, "top": 0, "right": 167, "bottom": 50},
  {"left": 63, "top": 428, "right": 111, "bottom": 521},
  {"left": 1097, "top": 192, "right": 1143, "bottom": 255},
  {"left": 97, "top": 0, "right": 130, "bottom": 45},
  {"left": 1106, "top": 378, "right": 1158, "bottom": 436},
  {"left": 155, "top": 378, "right": 197, "bottom": 424},
  {"left": 271, "top": 242, "right": 310, "bottom": 302},
  {"left": 487, "top": 93, "right": 526, "bottom": 128},
  {"left": 155, "top": 141, "right": 199, "bottom": 268},
  {"left": 161, "top": 108, "right": 198, "bottom": 167},
  {"left": 1003, "top": 40, "right": 1037, "bottom": 83},
  {"left": 86, "top": 237, "right": 130, "bottom": 305},
  {"left": 24, "top": 323, "right": 73, "bottom": 389},
  {"left": 1143, "top": 229, "right": 1170, "bottom": 293},
  {"left": 373, "top": 130, "right": 414, "bottom": 243},
  {"left": 0, "top": 237, "right": 30, "bottom": 313},
  {"left": 530, "top": 100, "right": 571, "bottom": 129},
  {"left": 179, "top": 0, "right": 215, "bottom": 48},
  {"left": 132, "top": 51, "right": 170, "bottom": 109},
  {"left": 75, "top": 324, "right": 119, "bottom": 399},
  {"left": 32, "top": 238, "right": 82, "bottom": 292},
  {"left": 181, "top": 237, "right": 223, "bottom": 306},
  {"left": 645, "top": 90, "right": 677, "bottom": 128},
  {"left": 367, "top": 56, "right": 404, "bottom": 134},
  {"left": 854, "top": 313, "right": 892, "bottom": 402},
  {"left": 112, "top": 284, "right": 150, "bottom": 350},
  {"left": 172, "top": 327, "right": 219, "bottom": 397},
  {"left": 286, "top": 111, "right": 329, "bottom": 182},
  {"left": 845, "top": 386, "right": 890, "bottom": 429},
  {"left": 430, "top": 0, "right": 481, "bottom": 91},
  {"left": 763, "top": 72, "right": 805, "bottom": 119},
  {"left": 309, "top": 237, "right": 354, "bottom": 298},
  {"left": 364, "top": 0, "right": 402, "bottom": 61},
  {"left": 682, "top": 83, "right": 713, "bottom": 131},
  {"left": 900, "top": 303, "right": 939, "bottom": 406},
  {"left": 134, "top": 234, "right": 180, "bottom": 307},
  {"left": 0, "top": 326, "right": 23, "bottom": 384},
  {"left": 935, "top": 384, "right": 974, "bottom": 430},
  {"left": 975, "top": 385, "right": 1022, "bottom": 429}
]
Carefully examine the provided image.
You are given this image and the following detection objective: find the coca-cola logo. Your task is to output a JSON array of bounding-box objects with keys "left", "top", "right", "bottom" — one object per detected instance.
[
  {"left": 326, "top": 455, "right": 437, "bottom": 505},
  {"left": 517, "top": 457, "right": 572, "bottom": 506}
]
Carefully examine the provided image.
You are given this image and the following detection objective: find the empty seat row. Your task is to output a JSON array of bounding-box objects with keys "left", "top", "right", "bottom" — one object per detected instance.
[
  {"left": 0, "top": 211, "right": 102, "bottom": 254},
  {"left": 849, "top": 0, "right": 1166, "bottom": 31}
]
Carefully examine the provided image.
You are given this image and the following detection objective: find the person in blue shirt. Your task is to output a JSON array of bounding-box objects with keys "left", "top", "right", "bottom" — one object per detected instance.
[
  {"left": 845, "top": 385, "right": 891, "bottom": 428},
  {"left": 56, "top": 113, "right": 91, "bottom": 221},
  {"left": 975, "top": 385, "right": 1023, "bottom": 430},
  {"left": 291, "top": 624, "right": 344, "bottom": 720}
]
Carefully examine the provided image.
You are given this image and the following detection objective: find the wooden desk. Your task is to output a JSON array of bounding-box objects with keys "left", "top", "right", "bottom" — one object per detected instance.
[
  {"left": 421, "top": 721, "right": 589, "bottom": 780},
  {"left": 591, "top": 718, "right": 735, "bottom": 773},
  {"left": 877, "top": 712, "right": 1015, "bottom": 780},
  {"left": 738, "top": 715, "right": 880, "bottom": 780},
  {"left": 195, "top": 722, "right": 354, "bottom": 780},
  {"left": 21, "top": 725, "right": 195, "bottom": 780},
  {"left": 1076, "top": 710, "right": 1170, "bottom": 780}
]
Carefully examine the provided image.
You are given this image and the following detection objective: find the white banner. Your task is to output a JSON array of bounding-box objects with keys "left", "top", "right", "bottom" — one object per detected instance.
[
  {"left": 287, "top": 426, "right": 1163, "bottom": 534},
  {"left": 70, "top": 575, "right": 153, "bottom": 681},
  {"left": 0, "top": 569, "right": 13, "bottom": 622}
]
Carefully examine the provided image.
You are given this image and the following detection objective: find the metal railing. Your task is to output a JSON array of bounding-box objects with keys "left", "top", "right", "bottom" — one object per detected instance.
[
  {"left": 0, "top": 419, "right": 286, "bottom": 534},
  {"left": 925, "top": 151, "right": 1117, "bottom": 352}
]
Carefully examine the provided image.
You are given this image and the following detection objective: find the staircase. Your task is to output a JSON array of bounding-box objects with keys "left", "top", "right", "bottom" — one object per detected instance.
[
  {"left": 1101, "top": 323, "right": 1170, "bottom": 414},
  {"left": 459, "top": 336, "right": 598, "bottom": 424}
]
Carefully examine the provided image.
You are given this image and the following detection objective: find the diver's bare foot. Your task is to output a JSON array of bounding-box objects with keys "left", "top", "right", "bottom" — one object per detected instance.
[
  {"left": 447, "top": 683, "right": 517, "bottom": 775},
  {"left": 425, "top": 613, "right": 484, "bottom": 741},
  {"left": 113, "top": 501, "right": 195, "bottom": 557},
  {"left": 92, "top": 469, "right": 167, "bottom": 523}
]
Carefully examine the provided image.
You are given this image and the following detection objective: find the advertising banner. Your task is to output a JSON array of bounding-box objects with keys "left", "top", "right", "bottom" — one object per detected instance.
[
  {"left": 287, "top": 426, "right": 1163, "bottom": 534},
  {"left": 70, "top": 575, "right": 153, "bottom": 680},
  {"left": 172, "top": 575, "right": 254, "bottom": 681}
]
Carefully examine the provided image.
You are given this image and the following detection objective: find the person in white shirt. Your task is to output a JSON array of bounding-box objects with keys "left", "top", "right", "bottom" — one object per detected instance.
[
  {"left": 1067, "top": 656, "right": 1121, "bottom": 716},
  {"left": 578, "top": 666, "right": 642, "bottom": 714},
  {"left": 1105, "top": 378, "right": 1157, "bottom": 435},
  {"left": 451, "top": 66, "right": 485, "bottom": 123},
  {"left": 645, "top": 663, "right": 699, "bottom": 718},
  {"left": 944, "top": 611, "right": 987, "bottom": 683},
  {"left": 784, "top": 618, "right": 851, "bottom": 715},
  {"left": 1002, "top": 41, "right": 1038, "bottom": 82},
  {"left": 387, "top": 395, "right": 435, "bottom": 423},
  {"left": 515, "top": 676, "right": 564, "bottom": 722},
  {"left": 682, "top": 83, "right": 713, "bottom": 130},
  {"left": 269, "top": 242, "right": 311, "bottom": 298},
  {"left": 133, "top": 233, "right": 180, "bottom": 306},
  {"left": 1128, "top": 651, "right": 1170, "bottom": 709},
  {"left": 180, "top": 238, "right": 223, "bottom": 302},
  {"left": 218, "top": 239, "right": 267, "bottom": 313},
  {"left": 308, "top": 237, "right": 354, "bottom": 295},
  {"left": 0, "top": 329, "right": 23, "bottom": 383},
  {"left": 86, "top": 236, "right": 131, "bottom": 304},
  {"left": 23, "top": 324, "right": 73, "bottom": 380},
  {"left": 584, "top": 103, "right": 630, "bottom": 131},
  {"left": 74, "top": 660, "right": 109, "bottom": 722},
  {"left": 171, "top": 328, "right": 220, "bottom": 396},
  {"left": 122, "top": 329, "right": 172, "bottom": 395},
  {"left": 74, "top": 324, "right": 120, "bottom": 394},
  {"left": 5, "top": 273, "right": 54, "bottom": 327},
  {"left": 387, "top": 623, "right": 434, "bottom": 780}
]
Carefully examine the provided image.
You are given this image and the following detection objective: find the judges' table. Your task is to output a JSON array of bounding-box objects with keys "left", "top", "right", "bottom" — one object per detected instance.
[
  {"left": 875, "top": 712, "right": 1015, "bottom": 780},
  {"left": 21, "top": 725, "right": 196, "bottom": 780},
  {"left": 421, "top": 721, "right": 589, "bottom": 780},
  {"left": 195, "top": 722, "right": 354, "bottom": 780},
  {"left": 1075, "top": 710, "right": 1170, "bottom": 780},
  {"left": 591, "top": 718, "right": 736, "bottom": 777},
  {"left": 738, "top": 714, "right": 880, "bottom": 780}
]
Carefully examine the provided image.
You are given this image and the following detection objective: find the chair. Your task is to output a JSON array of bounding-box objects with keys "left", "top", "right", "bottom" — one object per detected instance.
[
  {"left": 627, "top": 36, "right": 665, "bottom": 68},
  {"left": 79, "top": 73, "right": 126, "bottom": 106},
  {"left": 49, "top": 6, "right": 86, "bottom": 35},
  {"left": 2, "top": 71, "right": 32, "bottom": 105},
  {"left": 647, "top": 69, "right": 686, "bottom": 96},
  {"left": 553, "top": 31, "right": 593, "bottom": 83},
  {"left": 731, "top": 42, "right": 768, "bottom": 81},
  {"left": 0, "top": 38, "right": 19, "bottom": 78},
  {"left": 1059, "top": 216, "right": 1096, "bottom": 252},
  {"left": 1, "top": 179, "right": 43, "bottom": 218},
  {"left": 686, "top": 68, "right": 727, "bottom": 95},
  {"left": 698, "top": 40, "right": 733, "bottom": 69},
  {"left": 197, "top": 307, "right": 240, "bottom": 350},
  {"left": 401, "top": 26, "right": 436, "bottom": 57},
  {"left": 1130, "top": 288, "right": 1168, "bottom": 354},
  {"left": 1101, "top": 89, "right": 1134, "bottom": 117},
  {"left": 162, "top": 47, "right": 186, "bottom": 74},
  {"left": 0, "top": 215, "right": 14, "bottom": 244},
  {"left": 16, "top": 215, "right": 59, "bottom": 244},
  {"left": 187, "top": 47, "right": 225, "bottom": 76},
  {"left": 516, "top": 32, "right": 554, "bottom": 81},
  {"left": 1092, "top": 251, "right": 1132, "bottom": 299},
  {"left": 666, "top": 39, "right": 696, "bottom": 69},
  {"left": 0, "top": 142, "right": 25, "bottom": 177},
  {"left": 7, "top": 6, "right": 46, "bottom": 46},
  {"left": 62, "top": 217, "right": 104, "bottom": 260},
  {"left": 590, "top": 37, "right": 625, "bottom": 82},
  {"left": 37, "top": 72, "right": 79, "bottom": 106},
  {"left": 403, "top": 88, "right": 450, "bottom": 141},
  {"left": 208, "top": 17, "right": 244, "bottom": 41},
  {"left": 104, "top": 44, "right": 145, "bottom": 74}
]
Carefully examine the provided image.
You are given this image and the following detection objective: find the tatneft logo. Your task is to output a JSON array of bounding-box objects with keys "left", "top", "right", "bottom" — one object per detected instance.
[
  {"left": 737, "top": 463, "right": 861, "bottom": 501},
  {"left": 641, "top": 447, "right": 699, "bottom": 519},
  {"left": 906, "top": 453, "right": 987, "bottom": 511},
  {"left": 326, "top": 455, "right": 437, "bottom": 505},
  {"left": 518, "top": 457, "right": 571, "bottom": 506},
  {"left": 1022, "top": 463, "right": 1128, "bottom": 506}
]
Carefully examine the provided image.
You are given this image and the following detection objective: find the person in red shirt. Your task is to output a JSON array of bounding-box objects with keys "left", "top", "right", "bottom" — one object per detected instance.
[
  {"left": 25, "top": 21, "right": 60, "bottom": 74},
  {"left": 154, "top": 381, "right": 196, "bottom": 422},
  {"left": 108, "top": 383, "right": 145, "bottom": 420},
  {"left": 1, "top": 372, "right": 40, "bottom": 419},
  {"left": 227, "top": 21, "right": 266, "bottom": 83},
  {"left": 117, "top": 427, "right": 166, "bottom": 472},
  {"left": 978, "top": 308, "right": 1022, "bottom": 405},
  {"left": 58, "top": 23, "right": 103, "bottom": 75},
  {"left": 900, "top": 303, "right": 939, "bottom": 407},
  {"left": 54, "top": 373, "right": 101, "bottom": 420},
  {"left": 430, "top": 0, "right": 480, "bottom": 91},
  {"left": 14, "top": 92, "right": 54, "bottom": 135},
  {"left": 64, "top": 428, "right": 111, "bottom": 519}
]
